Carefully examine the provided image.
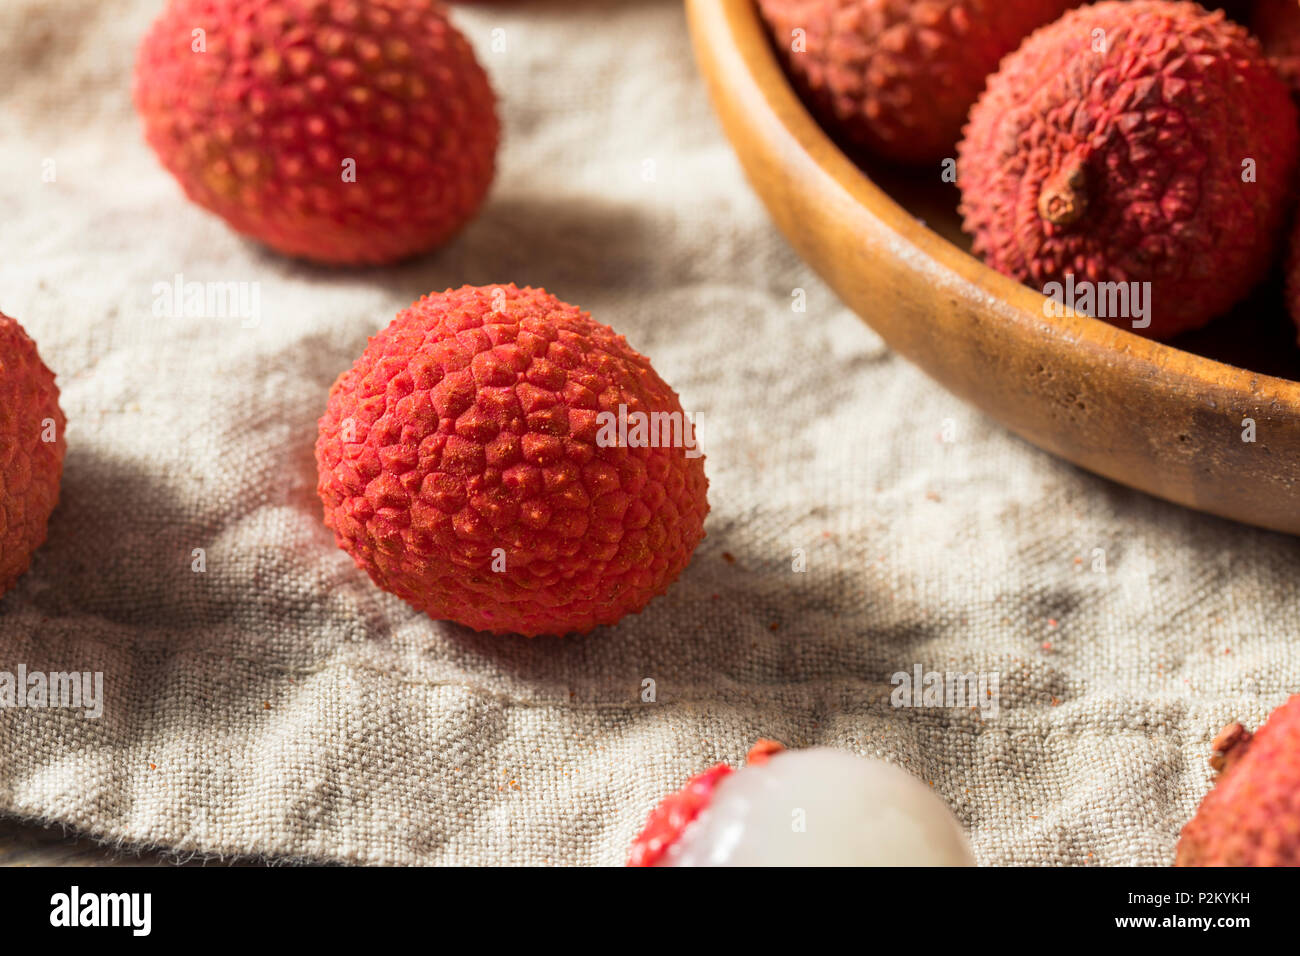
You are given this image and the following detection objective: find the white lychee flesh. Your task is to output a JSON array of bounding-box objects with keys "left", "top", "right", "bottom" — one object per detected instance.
[{"left": 658, "top": 748, "right": 975, "bottom": 867}]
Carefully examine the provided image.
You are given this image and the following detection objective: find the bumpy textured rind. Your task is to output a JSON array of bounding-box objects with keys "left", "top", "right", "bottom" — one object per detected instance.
[
  {"left": 1252, "top": 0, "right": 1300, "bottom": 99},
  {"left": 1176, "top": 695, "right": 1300, "bottom": 866},
  {"left": 134, "top": 0, "right": 498, "bottom": 265},
  {"left": 958, "top": 1, "right": 1299, "bottom": 340},
  {"left": 0, "top": 313, "right": 67, "bottom": 596},
  {"left": 316, "top": 285, "right": 709, "bottom": 637},
  {"left": 755, "top": 0, "right": 1076, "bottom": 164},
  {"left": 627, "top": 764, "right": 732, "bottom": 867},
  {"left": 627, "top": 740, "right": 784, "bottom": 866}
]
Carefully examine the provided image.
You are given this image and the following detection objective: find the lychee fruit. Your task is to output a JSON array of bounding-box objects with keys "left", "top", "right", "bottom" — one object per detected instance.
[
  {"left": 0, "top": 313, "right": 67, "bottom": 598},
  {"left": 315, "top": 285, "right": 709, "bottom": 637},
  {"left": 1176, "top": 696, "right": 1300, "bottom": 866},
  {"left": 134, "top": 0, "right": 499, "bottom": 266},
  {"left": 754, "top": 0, "right": 1078, "bottom": 164},
  {"left": 958, "top": 1, "right": 1299, "bottom": 340},
  {"left": 1252, "top": 0, "right": 1300, "bottom": 99},
  {"left": 628, "top": 741, "right": 975, "bottom": 866}
]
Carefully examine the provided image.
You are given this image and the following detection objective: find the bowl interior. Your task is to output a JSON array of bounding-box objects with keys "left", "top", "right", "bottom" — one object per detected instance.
[
  {"left": 687, "top": 0, "right": 1300, "bottom": 536},
  {"left": 848, "top": 126, "right": 1300, "bottom": 385}
]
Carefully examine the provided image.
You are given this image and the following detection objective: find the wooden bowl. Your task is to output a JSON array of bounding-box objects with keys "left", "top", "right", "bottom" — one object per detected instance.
[{"left": 686, "top": 0, "right": 1300, "bottom": 536}]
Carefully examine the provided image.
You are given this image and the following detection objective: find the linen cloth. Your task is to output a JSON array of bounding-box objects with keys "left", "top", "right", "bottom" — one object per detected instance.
[{"left": 0, "top": 0, "right": 1295, "bottom": 866}]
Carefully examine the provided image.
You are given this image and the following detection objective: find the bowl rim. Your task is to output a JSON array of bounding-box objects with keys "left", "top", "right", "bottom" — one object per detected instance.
[{"left": 696, "top": 0, "right": 1300, "bottom": 406}]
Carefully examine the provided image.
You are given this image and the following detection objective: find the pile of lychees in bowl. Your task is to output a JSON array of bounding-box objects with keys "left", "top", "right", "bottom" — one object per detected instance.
[{"left": 757, "top": 0, "right": 1300, "bottom": 353}]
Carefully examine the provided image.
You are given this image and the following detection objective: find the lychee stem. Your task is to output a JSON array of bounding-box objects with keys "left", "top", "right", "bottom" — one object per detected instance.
[
  {"left": 1208, "top": 722, "right": 1253, "bottom": 774},
  {"left": 746, "top": 739, "right": 786, "bottom": 766},
  {"left": 1038, "top": 158, "right": 1089, "bottom": 226}
]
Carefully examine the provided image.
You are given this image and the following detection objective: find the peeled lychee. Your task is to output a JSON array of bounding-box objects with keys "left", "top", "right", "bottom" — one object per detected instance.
[
  {"left": 755, "top": 0, "right": 1077, "bottom": 164},
  {"left": 135, "top": 0, "right": 498, "bottom": 265},
  {"left": 958, "top": 1, "right": 1299, "bottom": 339},
  {"left": 628, "top": 741, "right": 975, "bottom": 866},
  {"left": 315, "top": 285, "right": 709, "bottom": 637},
  {"left": 1176, "top": 696, "right": 1300, "bottom": 866},
  {"left": 0, "top": 313, "right": 66, "bottom": 598}
]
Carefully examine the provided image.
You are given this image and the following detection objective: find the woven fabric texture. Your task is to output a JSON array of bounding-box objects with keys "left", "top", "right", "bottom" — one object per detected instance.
[{"left": 0, "top": 0, "right": 1293, "bottom": 866}]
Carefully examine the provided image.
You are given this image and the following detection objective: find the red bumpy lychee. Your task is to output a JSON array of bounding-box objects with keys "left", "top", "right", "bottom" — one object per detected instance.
[
  {"left": 1252, "top": 0, "right": 1300, "bottom": 99},
  {"left": 958, "top": 1, "right": 1299, "bottom": 339},
  {"left": 1177, "top": 695, "right": 1300, "bottom": 866},
  {"left": 134, "top": 0, "right": 498, "bottom": 265},
  {"left": 315, "top": 285, "right": 709, "bottom": 637},
  {"left": 0, "top": 313, "right": 66, "bottom": 597},
  {"left": 755, "top": 0, "right": 1077, "bottom": 164}
]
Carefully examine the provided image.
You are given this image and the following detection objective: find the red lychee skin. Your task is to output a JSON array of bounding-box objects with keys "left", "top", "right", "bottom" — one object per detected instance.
[
  {"left": 134, "top": 0, "right": 498, "bottom": 266},
  {"left": 755, "top": 0, "right": 1077, "bottom": 165},
  {"left": 1252, "top": 0, "right": 1300, "bottom": 99},
  {"left": 627, "top": 740, "right": 784, "bottom": 867},
  {"left": 1176, "top": 696, "right": 1300, "bottom": 866},
  {"left": 958, "top": 1, "right": 1299, "bottom": 340},
  {"left": 315, "top": 285, "right": 709, "bottom": 637},
  {"left": 627, "top": 764, "right": 731, "bottom": 868},
  {"left": 0, "top": 313, "right": 66, "bottom": 597}
]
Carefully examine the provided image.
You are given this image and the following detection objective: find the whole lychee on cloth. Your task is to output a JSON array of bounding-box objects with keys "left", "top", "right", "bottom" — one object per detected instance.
[
  {"left": 315, "top": 285, "right": 709, "bottom": 637},
  {"left": 0, "top": 313, "right": 66, "bottom": 598},
  {"left": 628, "top": 740, "right": 975, "bottom": 866},
  {"left": 958, "top": 1, "right": 1299, "bottom": 339},
  {"left": 134, "top": 0, "right": 498, "bottom": 265},
  {"left": 755, "top": 0, "right": 1077, "bottom": 164},
  {"left": 1176, "top": 696, "right": 1300, "bottom": 866}
]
